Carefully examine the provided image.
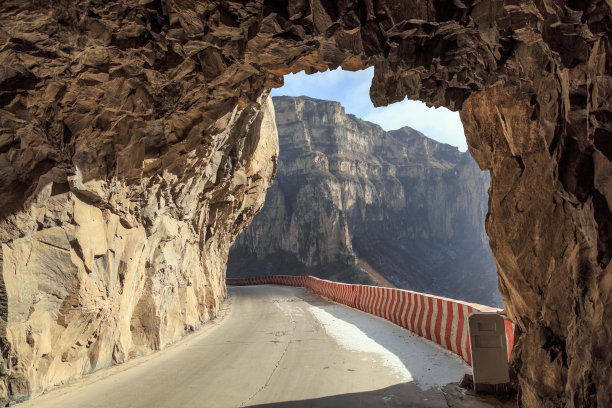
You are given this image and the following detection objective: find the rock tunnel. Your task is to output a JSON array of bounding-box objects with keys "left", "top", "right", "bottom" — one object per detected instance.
[{"left": 0, "top": 0, "right": 610, "bottom": 407}]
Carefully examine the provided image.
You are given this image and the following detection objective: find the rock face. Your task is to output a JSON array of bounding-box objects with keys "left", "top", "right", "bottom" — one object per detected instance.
[
  {"left": 229, "top": 96, "right": 501, "bottom": 307},
  {"left": 0, "top": 2, "right": 279, "bottom": 400},
  {"left": 0, "top": 1, "right": 610, "bottom": 406},
  {"left": 0, "top": 92, "right": 277, "bottom": 402}
]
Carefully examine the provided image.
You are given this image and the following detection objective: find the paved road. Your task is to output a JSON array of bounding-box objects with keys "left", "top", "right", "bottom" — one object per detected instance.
[{"left": 21, "top": 286, "right": 512, "bottom": 408}]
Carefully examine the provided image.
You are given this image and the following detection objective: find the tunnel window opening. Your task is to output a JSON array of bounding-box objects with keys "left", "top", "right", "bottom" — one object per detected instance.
[{"left": 229, "top": 68, "right": 503, "bottom": 308}]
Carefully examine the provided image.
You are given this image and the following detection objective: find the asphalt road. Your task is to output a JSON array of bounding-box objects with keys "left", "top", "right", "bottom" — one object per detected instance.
[{"left": 21, "top": 285, "right": 512, "bottom": 408}]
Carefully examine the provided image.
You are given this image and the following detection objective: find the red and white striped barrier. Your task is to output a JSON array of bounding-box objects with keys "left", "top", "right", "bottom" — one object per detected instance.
[{"left": 226, "top": 275, "right": 514, "bottom": 366}]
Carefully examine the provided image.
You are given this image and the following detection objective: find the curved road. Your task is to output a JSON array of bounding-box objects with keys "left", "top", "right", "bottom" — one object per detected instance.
[{"left": 21, "top": 286, "right": 511, "bottom": 408}]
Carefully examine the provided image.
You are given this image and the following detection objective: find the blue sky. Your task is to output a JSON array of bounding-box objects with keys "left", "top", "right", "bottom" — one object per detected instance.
[{"left": 271, "top": 67, "right": 467, "bottom": 151}]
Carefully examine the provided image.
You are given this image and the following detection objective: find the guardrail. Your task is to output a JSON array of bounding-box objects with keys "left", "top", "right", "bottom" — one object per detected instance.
[{"left": 226, "top": 275, "right": 514, "bottom": 366}]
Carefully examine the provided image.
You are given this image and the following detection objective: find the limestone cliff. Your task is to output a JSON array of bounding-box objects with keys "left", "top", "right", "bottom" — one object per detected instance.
[
  {"left": 0, "top": 92, "right": 277, "bottom": 402},
  {"left": 229, "top": 96, "right": 500, "bottom": 306},
  {"left": 0, "top": 1, "right": 610, "bottom": 406},
  {"left": 0, "top": 3, "right": 278, "bottom": 398}
]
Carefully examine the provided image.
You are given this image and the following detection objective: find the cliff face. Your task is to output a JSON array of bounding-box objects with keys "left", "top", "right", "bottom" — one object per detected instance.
[
  {"left": 0, "top": 94, "right": 277, "bottom": 402},
  {"left": 0, "top": 2, "right": 278, "bottom": 398},
  {"left": 229, "top": 96, "right": 501, "bottom": 306},
  {"left": 0, "top": 1, "right": 610, "bottom": 406}
]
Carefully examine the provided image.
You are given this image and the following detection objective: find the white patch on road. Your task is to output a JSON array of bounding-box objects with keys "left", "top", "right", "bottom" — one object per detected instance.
[
  {"left": 273, "top": 302, "right": 291, "bottom": 317},
  {"left": 308, "top": 303, "right": 470, "bottom": 390}
]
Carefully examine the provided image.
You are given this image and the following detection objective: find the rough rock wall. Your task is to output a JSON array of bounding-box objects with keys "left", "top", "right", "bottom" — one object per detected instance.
[
  {"left": 230, "top": 96, "right": 501, "bottom": 306},
  {"left": 0, "top": 96, "right": 277, "bottom": 402},
  {"left": 0, "top": 0, "right": 610, "bottom": 406},
  {"left": 0, "top": 1, "right": 278, "bottom": 401}
]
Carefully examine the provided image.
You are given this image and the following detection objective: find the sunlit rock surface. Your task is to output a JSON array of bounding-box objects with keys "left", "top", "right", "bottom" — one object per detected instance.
[
  {"left": 0, "top": 93, "right": 277, "bottom": 402},
  {"left": 0, "top": 1, "right": 610, "bottom": 406},
  {"left": 0, "top": 5, "right": 279, "bottom": 397},
  {"left": 229, "top": 96, "right": 501, "bottom": 307}
]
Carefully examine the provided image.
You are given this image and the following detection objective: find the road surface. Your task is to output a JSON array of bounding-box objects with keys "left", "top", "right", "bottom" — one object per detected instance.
[{"left": 21, "top": 285, "right": 512, "bottom": 408}]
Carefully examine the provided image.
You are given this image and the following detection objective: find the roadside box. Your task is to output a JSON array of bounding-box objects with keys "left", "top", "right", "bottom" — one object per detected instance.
[{"left": 468, "top": 312, "right": 511, "bottom": 393}]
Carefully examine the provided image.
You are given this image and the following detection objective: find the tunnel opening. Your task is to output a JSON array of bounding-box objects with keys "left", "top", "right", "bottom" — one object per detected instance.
[{"left": 228, "top": 67, "right": 503, "bottom": 308}]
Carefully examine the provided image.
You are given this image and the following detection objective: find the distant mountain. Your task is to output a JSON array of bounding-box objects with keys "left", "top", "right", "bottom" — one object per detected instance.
[{"left": 228, "top": 96, "right": 502, "bottom": 307}]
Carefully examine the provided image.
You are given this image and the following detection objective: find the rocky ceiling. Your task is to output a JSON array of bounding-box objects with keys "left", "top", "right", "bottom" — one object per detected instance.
[{"left": 0, "top": 0, "right": 610, "bottom": 407}]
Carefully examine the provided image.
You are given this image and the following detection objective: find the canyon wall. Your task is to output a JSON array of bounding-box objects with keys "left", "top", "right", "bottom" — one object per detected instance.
[
  {"left": 230, "top": 96, "right": 501, "bottom": 306},
  {"left": 0, "top": 2, "right": 278, "bottom": 400},
  {"left": 0, "top": 1, "right": 609, "bottom": 406}
]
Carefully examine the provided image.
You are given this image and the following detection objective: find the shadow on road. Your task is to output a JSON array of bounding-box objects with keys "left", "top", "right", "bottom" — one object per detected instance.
[{"left": 245, "top": 382, "right": 515, "bottom": 408}]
